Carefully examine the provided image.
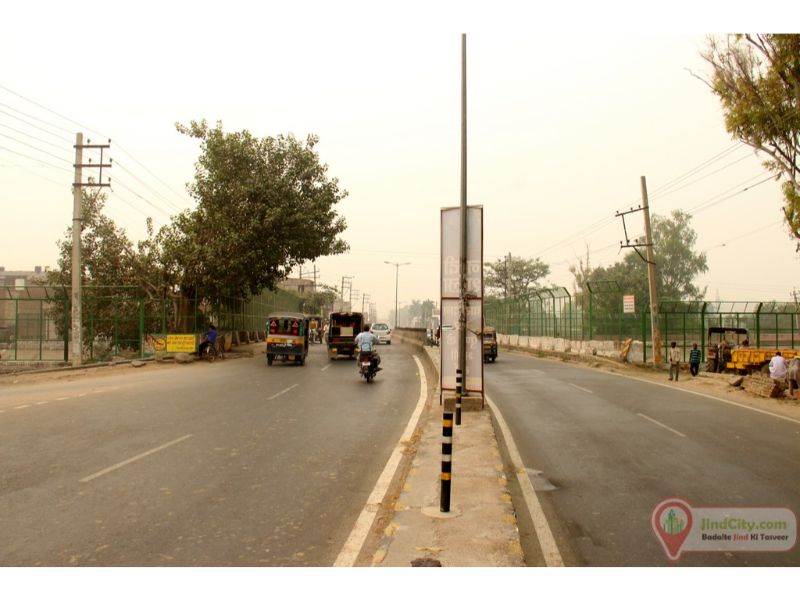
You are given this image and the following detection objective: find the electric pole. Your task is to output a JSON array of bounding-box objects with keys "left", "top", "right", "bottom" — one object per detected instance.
[
  {"left": 641, "top": 176, "right": 663, "bottom": 365},
  {"left": 71, "top": 133, "right": 111, "bottom": 366}
]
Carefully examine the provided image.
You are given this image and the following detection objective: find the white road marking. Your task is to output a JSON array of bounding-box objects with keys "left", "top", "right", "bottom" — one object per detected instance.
[
  {"left": 36, "top": 401, "right": 48, "bottom": 405},
  {"left": 487, "top": 394, "right": 564, "bottom": 567},
  {"left": 334, "top": 355, "right": 428, "bottom": 567},
  {"left": 569, "top": 383, "right": 593, "bottom": 394},
  {"left": 13, "top": 405, "right": 29, "bottom": 410},
  {"left": 80, "top": 435, "right": 192, "bottom": 483},
  {"left": 598, "top": 369, "right": 800, "bottom": 426},
  {"left": 636, "top": 412, "right": 687, "bottom": 438},
  {"left": 320, "top": 364, "right": 331, "bottom": 372},
  {"left": 267, "top": 384, "right": 299, "bottom": 400},
  {"left": 55, "top": 397, "right": 68, "bottom": 401}
]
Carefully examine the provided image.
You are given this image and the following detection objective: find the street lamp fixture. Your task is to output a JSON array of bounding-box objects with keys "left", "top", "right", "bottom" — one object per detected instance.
[{"left": 385, "top": 261, "right": 410, "bottom": 329}]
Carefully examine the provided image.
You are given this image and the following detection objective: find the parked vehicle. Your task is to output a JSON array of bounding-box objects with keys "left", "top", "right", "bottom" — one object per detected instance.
[
  {"left": 327, "top": 312, "right": 363, "bottom": 359},
  {"left": 200, "top": 339, "right": 224, "bottom": 362},
  {"left": 370, "top": 322, "right": 392, "bottom": 345},
  {"left": 266, "top": 312, "right": 309, "bottom": 366},
  {"left": 483, "top": 327, "right": 498, "bottom": 363},
  {"left": 706, "top": 326, "right": 747, "bottom": 373}
]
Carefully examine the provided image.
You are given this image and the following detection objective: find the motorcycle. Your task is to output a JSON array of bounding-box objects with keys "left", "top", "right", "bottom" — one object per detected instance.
[{"left": 358, "top": 349, "right": 380, "bottom": 383}]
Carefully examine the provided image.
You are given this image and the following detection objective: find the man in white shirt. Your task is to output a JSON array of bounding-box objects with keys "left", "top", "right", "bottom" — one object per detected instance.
[
  {"left": 668, "top": 341, "right": 681, "bottom": 381},
  {"left": 354, "top": 325, "right": 381, "bottom": 368},
  {"left": 769, "top": 351, "right": 788, "bottom": 381}
]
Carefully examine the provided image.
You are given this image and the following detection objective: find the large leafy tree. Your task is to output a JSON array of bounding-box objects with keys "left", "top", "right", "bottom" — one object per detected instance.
[
  {"left": 699, "top": 34, "right": 800, "bottom": 246},
  {"left": 580, "top": 210, "right": 708, "bottom": 318},
  {"left": 167, "top": 120, "right": 349, "bottom": 303},
  {"left": 484, "top": 255, "right": 550, "bottom": 298}
]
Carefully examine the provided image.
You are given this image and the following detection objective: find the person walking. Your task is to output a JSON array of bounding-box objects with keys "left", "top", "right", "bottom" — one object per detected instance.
[
  {"left": 668, "top": 341, "right": 681, "bottom": 381},
  {"left": 689, "top": 342, "right": 701, "bottom": 377}
]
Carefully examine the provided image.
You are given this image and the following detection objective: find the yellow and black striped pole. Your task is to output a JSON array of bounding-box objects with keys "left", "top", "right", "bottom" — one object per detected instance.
[
  {"left": 455, "top": 369, "right": 463, "bottom": 426},
  {"left": 440, "top": 411, "right": 453, "bottom": 512}
]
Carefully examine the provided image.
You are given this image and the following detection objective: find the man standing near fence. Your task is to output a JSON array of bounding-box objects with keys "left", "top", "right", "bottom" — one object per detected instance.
[
  {"left": 668, "top": 341, "right": 681, "bottom": 381},
  {"left": 689, "top": 342, "right": 701, "bottom": 377}
]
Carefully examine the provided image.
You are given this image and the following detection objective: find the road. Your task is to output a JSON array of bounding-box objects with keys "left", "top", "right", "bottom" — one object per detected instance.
[
  {"left": 0, "top": 342, "right": 421, "bottom": 566},
  {"left": 487, "top": 350, "right": 800, "bottom": 566}
]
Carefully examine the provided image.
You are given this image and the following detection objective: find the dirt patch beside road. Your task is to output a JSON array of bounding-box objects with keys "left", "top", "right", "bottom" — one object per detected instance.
[{"left": 504, "top": 346, "right": 800, "bottom": 422}]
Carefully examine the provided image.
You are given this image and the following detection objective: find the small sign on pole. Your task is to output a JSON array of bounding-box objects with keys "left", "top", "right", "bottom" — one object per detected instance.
[{"left": 623, "top": 294, "right": 635, "bottom": 314}]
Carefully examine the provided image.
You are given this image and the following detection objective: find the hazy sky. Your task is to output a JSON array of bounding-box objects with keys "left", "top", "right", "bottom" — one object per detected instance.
[{"left": 2, "top": 1, "right": 798, "bottom": 321}]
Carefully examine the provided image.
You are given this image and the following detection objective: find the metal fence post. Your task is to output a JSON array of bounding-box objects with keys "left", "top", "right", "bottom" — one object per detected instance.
[
  {"left": 39, "top": 299, "right": 44, "bottom": 360},
  {"left": 700, "top": 302, "right": 707, "bottom": 362},
  {"left": 14, "top": 298, "right": 19, "bottom": 360},
  {"left": 756, "top": 302, "right": 762, "bottom": 347},
  {"left": 64, "top": 297, "right": 70, "bottom": 362}
]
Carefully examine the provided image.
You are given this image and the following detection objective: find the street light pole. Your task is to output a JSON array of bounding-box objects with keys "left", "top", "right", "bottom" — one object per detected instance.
[{"left": 385, "top": 261, "right": 410, "bottom": 329}]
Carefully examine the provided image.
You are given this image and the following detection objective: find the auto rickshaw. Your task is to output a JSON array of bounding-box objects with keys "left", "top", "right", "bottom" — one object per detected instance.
[
  {"left": 266, "top": 312, "right": 309, "bottom": 366},
  {"left": 483, "top": 327, "right": 498, "bottom": 363}
]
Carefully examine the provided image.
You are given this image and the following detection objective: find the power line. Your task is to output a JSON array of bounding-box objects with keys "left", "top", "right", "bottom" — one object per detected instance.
[
  {"left": 0, "top": 108, "right": 74, "bottom": 143},
  {"left": 0, "top": 101, "right": 76, "bottom": 136},
  {"left": 113, "top": 160, "right": 184, "bottom": 212},
  {"left": 112, "top": 142, "right": 193, "bottom": 207},
  {"left": 0, "top": 121, "right": 73, "bottom": 153},
  {"left": 0, "top": 144, "right": 72, "bottom": 172},
  {"left": 0, "top": 84, "right": 104, "bottom": 139},
  {"left": 650, "top": 152, "right": 755, "bottom": 201},
  {"left": 110, "top": 177, "right": 174, "bottom": 218},
  {"left": 649, "top": 142, "right": 743, "bottom": 196},
  {"left": 689, "top": 175, "right": 775, "bottom": 216},
  {"left": 0, "top": 131, "right": 72, "bottom": 164},
  {"left": 702, "top": 219, "right": 783, "bottom": 251}
]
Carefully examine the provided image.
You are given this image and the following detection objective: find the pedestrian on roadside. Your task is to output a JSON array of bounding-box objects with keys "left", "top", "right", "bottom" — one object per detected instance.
[
  {"left": 668, "top": 341, "right": 681, "bottom": 381},
  {"left": 689, "top": 342, "right": 701, "bottom": 377},
  {"left": 769, "top": 351, "right": 788, "bottom": 382}
]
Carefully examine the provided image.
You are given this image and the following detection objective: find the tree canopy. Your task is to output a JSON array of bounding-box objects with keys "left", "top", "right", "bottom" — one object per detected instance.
[
  {"left": 699, "top": 34, "right": 800, "bottom": 247},
  {"left": 484, "top": 255, "right": 550, "bottom": 298},
  {"left": 573, "top": 210, "right": 708, "bottom": 315},
  {"left": 165, "top": 120, "right": 349, "bottom": 302}
]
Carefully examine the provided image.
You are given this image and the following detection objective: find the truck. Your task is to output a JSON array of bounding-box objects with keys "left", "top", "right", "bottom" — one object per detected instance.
[
  {"left": 327, "top": 311, "right": 364, "bottom": 360},
  {"left": 706, "top": 326, "right": 798, "bottom": 374}
]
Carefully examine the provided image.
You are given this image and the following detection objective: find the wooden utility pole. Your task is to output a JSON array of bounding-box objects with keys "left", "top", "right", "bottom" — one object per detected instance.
[{"left": 641, "top": 176, "right": 663, "bottom": 365}]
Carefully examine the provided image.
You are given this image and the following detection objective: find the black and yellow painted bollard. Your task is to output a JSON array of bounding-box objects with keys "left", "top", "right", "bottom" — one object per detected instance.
[
  {"left": 440, "top": 411, "right": 453, "bottom": 512},
  {"left": 455, "top": 369, "right": 463, "bottom": 426}
]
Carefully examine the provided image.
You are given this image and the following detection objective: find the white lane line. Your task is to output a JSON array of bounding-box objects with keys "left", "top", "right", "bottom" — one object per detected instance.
[
  {"left": 335, "top": 355, "right": 428, "bottom": 567},
  {"left": 55, "top": 397, "right": 69, "bottom": 401},
  {"left": 637, "top": 412, "right": 687, "bottom": 438},
  {"left": 80, "top": 435, "right": 192, "bottom": 483},
  {"left": 598, "top": 369, "right": 800, "bottom": 426},
  {"left": 13, "top": 405, "right": 29, "bottom": 410},
  {"left": 487, "top": 394, "right": 564, "bottom": 567},
  {"left": 267, "top": 384, "right": 299, "bottom": 400},
  {"left": 36, "top": 401, "right": 49, "bottom": 405},
  {"left": 321, "top": 364, "right": 331, "bottom": 372},
  {"left": 569, "top": 383, "right": 593, "bottom": 394}
]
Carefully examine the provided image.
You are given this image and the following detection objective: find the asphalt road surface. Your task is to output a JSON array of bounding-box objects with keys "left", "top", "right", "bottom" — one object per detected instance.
[
  {"left": 487, "top": 350, "right": 800, "bottom": 566},
  {"left": 0, "top": 342, "right": 421, "bottom": 566}
]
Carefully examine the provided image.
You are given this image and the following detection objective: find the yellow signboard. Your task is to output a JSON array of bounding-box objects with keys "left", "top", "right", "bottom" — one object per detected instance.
[{"left": 166, "top": 334, "right": 197, "bottom": 353}]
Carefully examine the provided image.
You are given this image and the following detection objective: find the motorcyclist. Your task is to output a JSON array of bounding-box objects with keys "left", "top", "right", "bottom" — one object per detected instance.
[
  {"left": 354, "top": 324, "right": 381, "bottom": 370},
  {"left": 198, "top": 324, "right": 218, "bottom": 357}
]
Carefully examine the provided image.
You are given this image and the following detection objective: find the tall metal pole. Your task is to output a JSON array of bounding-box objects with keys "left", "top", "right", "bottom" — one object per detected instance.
[
  {"left": 395, "top": 265, "right": 399, "bottom": 328},
  {"left": 458, "top": 33, "right": 468, "bottom": 409},
  {"left": 641, "top": 176, "right": 663, "bottom": 365},
  {"left": 71, "top": 133, "right": 83, "bottom": 366}
]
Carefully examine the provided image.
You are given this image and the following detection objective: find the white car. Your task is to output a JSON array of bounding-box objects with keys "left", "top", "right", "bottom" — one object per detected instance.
[{"left": 370, "top": 322, "right": 392, "bottom": 345}]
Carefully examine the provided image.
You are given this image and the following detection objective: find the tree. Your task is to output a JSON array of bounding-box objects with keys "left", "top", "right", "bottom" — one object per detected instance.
[
  {"left": 407, "top": 299, "right": 437, "bottom": 327},
  {"left": 484, "top": 255, "right": 550, "bottom": 298},
  {"left": 579, "top": 210, "right": 708, "bottom": 317},
  {"left": 168, "top": 120, "right": 349, "bottom": 303},
  {"left": 698, "top": 34, "right": 800, "bottom": 247},
  {"left": 45, "top": 186, "right": 144, "bottom": 351}
]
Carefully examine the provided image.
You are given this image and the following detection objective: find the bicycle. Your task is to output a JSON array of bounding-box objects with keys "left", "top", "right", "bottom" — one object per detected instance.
[{"left": 201, "top": 339, "right": 224, "bottom": 362}]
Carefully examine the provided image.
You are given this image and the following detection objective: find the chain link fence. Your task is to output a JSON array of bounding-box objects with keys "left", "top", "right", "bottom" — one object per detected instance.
[
  {"left": 0, "top": 285, "right": 302, "bottom": 363},
  {"left": 485, "top": 283, "right": 800, "bottom": 363}
]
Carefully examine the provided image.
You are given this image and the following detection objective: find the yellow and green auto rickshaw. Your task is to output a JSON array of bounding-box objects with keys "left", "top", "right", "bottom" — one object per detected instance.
[
  {"left": 266, "top": 312, "right": 309, "bottom": 366},
  {"left": 483, "top": 327, "right": 498, "bottom": 363}
]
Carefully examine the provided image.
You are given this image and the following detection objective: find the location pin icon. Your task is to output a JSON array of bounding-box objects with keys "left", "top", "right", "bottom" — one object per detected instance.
[{"left": 651, "top": 498, "right": 693, "bottom": 561}]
